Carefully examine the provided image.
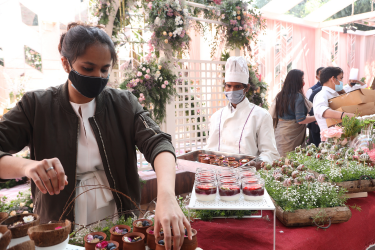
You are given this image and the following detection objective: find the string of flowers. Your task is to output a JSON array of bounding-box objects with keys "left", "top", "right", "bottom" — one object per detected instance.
[
  {"left": 119, "top": 56, "right": 180, "bottom": 124},
  {"left": 144, "top": 0, "right": 191, "bottom": 60}
]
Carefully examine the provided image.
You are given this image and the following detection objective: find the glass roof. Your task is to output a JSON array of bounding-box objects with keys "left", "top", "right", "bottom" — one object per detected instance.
[
  {"left": 325, "top": 0, "right": 375, "bottom": 21},
  {"left": 285, "top": 0, "right": 330, "bottom": 18},
  {"left": 253, "top": 0, "right": 274, "bottom": 9}
]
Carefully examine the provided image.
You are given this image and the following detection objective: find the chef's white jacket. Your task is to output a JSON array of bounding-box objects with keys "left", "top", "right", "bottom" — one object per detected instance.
[{"left": 205, "top": 98, "right": 279, "bottom": 164}]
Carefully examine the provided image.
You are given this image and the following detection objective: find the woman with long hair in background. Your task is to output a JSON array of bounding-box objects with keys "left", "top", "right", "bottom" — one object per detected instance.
[{"left": 270, "top": 69, "right": 316, "bottom": 157}]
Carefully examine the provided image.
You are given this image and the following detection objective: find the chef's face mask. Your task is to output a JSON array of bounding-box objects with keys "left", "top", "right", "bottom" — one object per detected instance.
[
  {"left": 224, "top": 89, "right": 245, "bottom": 105},
  {"left": 68, "top": 60, "right": 110, "bottom": 98}
]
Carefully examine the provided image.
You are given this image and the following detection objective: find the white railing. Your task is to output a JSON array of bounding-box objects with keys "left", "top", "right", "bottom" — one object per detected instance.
[{"left": 111, "top": 59, "right": 227, "bottom": 172}]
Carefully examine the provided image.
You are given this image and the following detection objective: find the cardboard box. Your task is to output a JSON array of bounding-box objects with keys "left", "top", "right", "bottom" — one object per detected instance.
[
  {"left": 326, "top": 102, "right": 375, "bottom": 127},
  {"left": 328, "top": 89, "right": 375, "bottom": 110}
]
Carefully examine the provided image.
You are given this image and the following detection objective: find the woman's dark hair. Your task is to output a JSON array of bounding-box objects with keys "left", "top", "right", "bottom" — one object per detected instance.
[
  {"left": 275, "top": 69, "right": 305, "bottom": 118},
  {"left": 320, "top": 67, "right": 343, "bottom": 84},
  {"left": 58, "top": 22, "right": 118, "bottom": 66}
]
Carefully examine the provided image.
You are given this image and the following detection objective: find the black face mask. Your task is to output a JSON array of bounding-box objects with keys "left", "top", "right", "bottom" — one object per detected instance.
[{"left": 68, "top": 68, "right": 109, "bottom": 98}]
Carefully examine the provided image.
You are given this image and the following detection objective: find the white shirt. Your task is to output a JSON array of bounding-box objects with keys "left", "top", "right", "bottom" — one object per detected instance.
[
  {"left": 305, "top": 88, "right": 313, "bottom": 100},
  {"left": 205, "top": 98, "right": 279, "bottom": 164},
  {"left": 70, "top": 99, "right": 115, "bottom": 226},
  {"left": 313, "top": 86, "right": 339, "bottom": 132},
  {"left": 343, "top": 83, "right": 367, "bottom": 93}
]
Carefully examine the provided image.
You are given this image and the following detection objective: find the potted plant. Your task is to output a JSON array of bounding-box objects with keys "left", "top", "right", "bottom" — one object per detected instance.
[
  {"left": 84, "top": 232, "right": 107, "bottom": 250},
  {"left": 27, "top": 219, "right": 71, "bottom": 249},
  {"left": 110, "top": 225, "right": 131, "bottom": 250},
  {"left": 122, "top": 232, "right": 145, "bottom": 250},
  {"left": 155, "top": 236, "right": 172, "bottom": 250},
  {"left": 181, "top": 228, "right": 198, "bottom": 250},
  {"left": 0, "top": 212, "right": 8, "bottom": 223},
  {"left": 145, "top": 226, "right": 156, "bottom": 250}
]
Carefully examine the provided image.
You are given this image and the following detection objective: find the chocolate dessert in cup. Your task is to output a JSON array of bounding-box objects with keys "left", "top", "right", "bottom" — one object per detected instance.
[
  {"left": 210, "top": 159, "right": 219, "bottom": 165},
  {"left": 218, "top": 182, "right": 241, "bottom": 202},
  {"left": 225, "top": 157, "right": 235, "bottom": 162},
  {"left": 132, "top": 219, "right": 152, "bottom": 243},
  {"left": 229, "top": 161, "right": 239, "bottom": 168},
  {"left": 95, "top": 240, "right": 119, "bottom": 250},
  {"left": 200, "top": 157, "right": 211, "bottom": 164},
  {"left": 122, "top": 232, "right": 145, "bottom": 250},
  {"left": 85, "top": 232, "right": 107, "bottom": 250},
  {"left": 194, "top": 180, "right": 217, "bottom": 202},
  {"left": 242, "top": 179, "right": 265, "bottom": 201},
  {"left": 197, "top": 154, "right": 208, "bottom": 162}
]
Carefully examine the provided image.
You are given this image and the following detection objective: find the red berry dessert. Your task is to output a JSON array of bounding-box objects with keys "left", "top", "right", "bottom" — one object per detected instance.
[
  {"left": 195, "top": 183, "right": 217, "bottom": 202},
  {"left": 243, "top": 184, "right": 264, "bottom": 201},
  {"left": 218, "top": 184, "right": 241, "bottom": 201}
]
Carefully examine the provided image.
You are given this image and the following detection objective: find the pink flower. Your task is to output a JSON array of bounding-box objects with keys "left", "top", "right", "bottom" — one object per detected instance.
[
  {"left": 140, "top": 93, "right": 144, "bottom": 97},
  {"left": 161, "top": 84, "right": 166, "bottom": 89},
  {"left": 164, "top": 80, "right": 169, "bottom": 85},
  {"left": 221, "top": 14, "right": 225, "bottom": 19},
  {"left": 235, "top": 6, "right": 241, "bottom": 10},
  {"left": 146, "top": 69, "right": 150, "bottom": 73},
  {"left": 148, "top": 2, "right": 152, "bottom": 9},
  {"left": 137, "top": 72, "right": 142, "bottom": 77},
  {"left": 138, "top": 97, "right": 143, "bottom": 103},
  {"left": 230, "top": 20, "right": 237, "bottom": 25},
  {"left": 145, "top": 74, "right": 150, "bottom": 79},
  {"left": 320, "top": 126, "right": 343, "bottom": 141},
  {"left": 213, "top": 0, "right": 221, "bottom": 4},
  {"left": 136, "top": 79, "right": 140, "bottom": 83},
  {"left": 55, "top": 226, "right": 62, "bottom": 230},
  {"left": 87, "top": 235, "right": 93, "bottom": 241},
  {"left": 233, "top": 27, "right": 238, "bottom": 31},
  {"left": 239, "top": 27, "right": 243, "bottom": 30}
]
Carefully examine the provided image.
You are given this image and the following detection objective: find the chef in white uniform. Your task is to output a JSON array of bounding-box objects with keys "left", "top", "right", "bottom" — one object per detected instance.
[{"left": 205, "top": 56, "right": 279, "bottom": 164}]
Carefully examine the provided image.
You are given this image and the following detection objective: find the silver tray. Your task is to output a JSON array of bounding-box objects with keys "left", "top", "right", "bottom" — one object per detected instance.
[{"left": 176, "top": 149, "right": 256, "bottom": 173}]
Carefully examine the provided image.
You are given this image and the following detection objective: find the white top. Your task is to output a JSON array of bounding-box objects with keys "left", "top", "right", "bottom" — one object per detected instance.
[
  {"left": 205, "top": 98, "right": 279, "bottom": 164},
  {"left": 343, "top": 83, "right": 367, "bottom": 93},
  {"left": 313, "top": 86, "right": 339, "bottom": 131},
  {"left": 70, "top": 99, "right": 115, "bottom": 226},
  {"left": 305, "top": 88, "right": 313, "bottom": 100}
]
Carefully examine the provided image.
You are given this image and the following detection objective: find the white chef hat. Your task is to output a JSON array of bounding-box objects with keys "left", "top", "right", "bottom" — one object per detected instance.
[{"left": 225, "top": 56, "right": 249, "bottom": 85}]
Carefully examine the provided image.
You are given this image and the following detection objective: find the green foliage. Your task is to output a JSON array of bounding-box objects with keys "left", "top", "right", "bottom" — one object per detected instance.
[
  {"left": 259, "top": 169, "right": 348, "bottom": 212},
  {"left": 139, "top": 178, "right": 147, "bottom": 189},
  {"left": 0, "top": 189, "right": 33, "bottom": 214},
  {"left": 194, "top": 209, "right": 257, "bottom": 221},
  {"left": 24, "top": 46, "right": 42, "bottom": 72},
  {"left": 342, "top": 115, "right": 363, "bottom": 138},
  {"left": 349, "top": 204, "right": 362, "bottom": 212},
  {"left": 287, "top": 151, "right": 375, "bottom": 183},
  {"left": 0, "top": 178, "right": 27, "bottom": 190}
]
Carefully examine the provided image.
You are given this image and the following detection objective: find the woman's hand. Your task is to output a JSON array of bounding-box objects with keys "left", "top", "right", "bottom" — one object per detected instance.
[
  {"left": 154, "top": 193, "right": 192, "bottom": 250},
  {"left": 153, "top": 152, "right": 192, "bottom": 250},
  {"left": 24, "top": 158, "right": 68, "bottom": 195}
]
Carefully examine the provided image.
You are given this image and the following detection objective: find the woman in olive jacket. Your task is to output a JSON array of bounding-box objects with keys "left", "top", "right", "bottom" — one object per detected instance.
[{"left": 0, "top": 22, "right": 191, "bottom": 250}]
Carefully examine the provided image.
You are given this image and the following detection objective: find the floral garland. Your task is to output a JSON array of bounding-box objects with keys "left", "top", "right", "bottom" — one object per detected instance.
[
  {"left": 221, "top": 52, "right": 268, "bottom": 109},
  {"left": 145, "top": 0, "right": 191, "bottom": 59},
  {"left": 119, "top": 56, "right": 180, "bottom": 124}
]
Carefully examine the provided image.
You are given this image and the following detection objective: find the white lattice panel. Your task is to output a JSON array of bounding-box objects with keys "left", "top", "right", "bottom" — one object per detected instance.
[
  {"left": 173, "top": 59, "right": 227, "bottom": 155},
  {"left": 188, "top": 187, "right": 275, "bottom": 211}
]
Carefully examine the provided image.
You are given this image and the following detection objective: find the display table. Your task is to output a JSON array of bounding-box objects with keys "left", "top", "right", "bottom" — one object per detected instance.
[
  {"left": 188, "top": 186, "right": 276, "bottom": 250},
  {"left": 190, "top": 192, "right": 375, "bottom": 250}
]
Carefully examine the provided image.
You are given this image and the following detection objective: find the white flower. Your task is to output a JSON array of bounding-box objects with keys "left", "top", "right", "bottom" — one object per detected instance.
[
  {"left": 183, "top": 9, "right": 188, "bottom": 15},
  {"left": 173, "top": 27, "right": 183, "bottom": 37},
  {"left": 232, "top": 11, "right": 236, "bottom": 16},
  {"left": 19, "top": 202, "right": 25, "bottom": 207},
  {"left": 156, "top": 71, "right": 161, "bottom": 76},
  {"left": 154, "top": 17, "right": 161, "bottom": 26},
  {"left": 23, "top": 215, "right": 34, "bottom": 223},
  {"left": 159, "top": 77, "right": 163, "bottom": 81}
]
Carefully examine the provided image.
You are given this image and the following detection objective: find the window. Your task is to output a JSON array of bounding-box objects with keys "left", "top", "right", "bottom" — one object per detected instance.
[
  {"left": 24, "top": 46, "right": 42, "bottom": 72},
  {"left": 20, "top": 3, "right": 38, "bottom": 26},
  {"left": 0, "top": 48, "right": 4, "bottom": 67},
  {"left": 287, "top": 61, "right": 292, "bottom": 72},
  {"left": 275, "top": 63, "right": 280, "bottom": 77}
]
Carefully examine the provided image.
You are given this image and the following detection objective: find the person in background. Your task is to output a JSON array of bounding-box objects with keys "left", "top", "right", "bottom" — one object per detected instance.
[
  {"left": 205, "top": 56, "right": 279, "bottom": 164},
  {"left": 271, "top": 69, "right": 316, "bottom": 157},
  {"left": 305, "top": 67, "right": 324, "bottom": 100},
  {"left": 313, "top": 67, "right": 355, "bottom": 132},
  {"left": 343, "top": 79, "right": 367, "bottom": 92}
]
